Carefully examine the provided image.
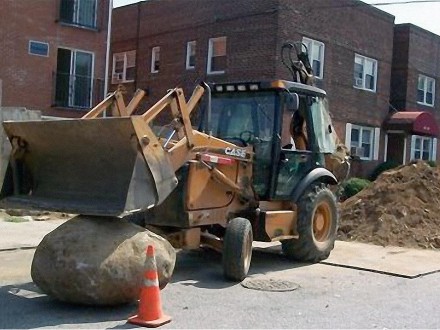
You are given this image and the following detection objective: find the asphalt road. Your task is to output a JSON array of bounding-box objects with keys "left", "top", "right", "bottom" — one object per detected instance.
[{"left": 1, "top": 246, "right": 440, "bottom": 329}]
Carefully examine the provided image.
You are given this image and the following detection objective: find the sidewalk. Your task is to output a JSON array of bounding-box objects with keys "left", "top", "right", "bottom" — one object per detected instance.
[
  {"left": 0, "top": 217, "right": 68, "bottom": 251},
  {"left": 2, "top": 215, "right": 440, "bottom": 279},
  {"left": 254, "top": 240, "right": 440, "bottom": 279},
  {"left": 324, "top": 240, "right": 440, "bottom": 278}
]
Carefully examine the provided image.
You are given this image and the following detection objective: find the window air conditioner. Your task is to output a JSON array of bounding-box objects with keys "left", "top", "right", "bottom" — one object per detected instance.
[
  {"left": 354, "top": 78, "right": 363, "bottom": 87},
  {"left": 112, "top": 72, "right": 123, "bottom": 82},
  {"left": 350, "top": 146, "right": 365, "bottom": 157}
]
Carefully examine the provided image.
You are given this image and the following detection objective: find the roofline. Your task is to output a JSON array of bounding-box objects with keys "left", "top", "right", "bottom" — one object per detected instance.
[
  {"left": 395, "top": 23, "right": 440, "bottom": 39},
  {"left": 356, "top": 0, "right": 395, "bottom": 22},
  {"left": 113, "top": 0, "right": 143, "bottom": 9}
]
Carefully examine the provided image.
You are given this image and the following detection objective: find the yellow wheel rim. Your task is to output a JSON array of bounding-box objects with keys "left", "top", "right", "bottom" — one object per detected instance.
[
  {"left": 243, "top": 232, "right": 252, "bottom": 273},
  {"left": 313, "top": 202, "right": 332, "bottom": 242}
]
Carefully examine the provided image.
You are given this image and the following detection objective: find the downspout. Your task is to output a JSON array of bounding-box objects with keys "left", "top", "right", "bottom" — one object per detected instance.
[
  {"left": 201, "top": 82, "right": 212, "bottom": 135},
  {"left": 103, "top": 0, "right": 113, "bottom": 117},
  {"left": 135, "top": 2, "right": 141, "bottom": 90}
]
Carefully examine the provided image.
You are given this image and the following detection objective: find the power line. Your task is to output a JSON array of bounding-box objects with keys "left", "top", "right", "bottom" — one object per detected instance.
[
  {"left": 369, "top": 0, "right": 440, "bottom": 5},
  {"left": 312, "top": 0, "right": 440, "bottom": 9}
]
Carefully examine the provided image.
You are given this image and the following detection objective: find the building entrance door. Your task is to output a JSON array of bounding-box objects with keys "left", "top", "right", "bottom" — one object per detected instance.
[{"left": 386, "top": 132, "right": 406, "bottom": 164}]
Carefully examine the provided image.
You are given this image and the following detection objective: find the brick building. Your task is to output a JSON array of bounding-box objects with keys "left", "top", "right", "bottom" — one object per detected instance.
[
  {"left": 0, "top": 0, "right": 111, "bottom": 118},
  {"left": 111, "top": 0, "right": 399, "bottom": 177},
  {"left": 387, "top": 24, "right": 440, "bottom": 165}
]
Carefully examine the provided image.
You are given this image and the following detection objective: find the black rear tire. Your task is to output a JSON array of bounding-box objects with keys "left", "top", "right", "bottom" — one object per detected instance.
[
  {"left": 222, "top": 217, "right": 253, "bottom": 281},
  {"left": 282, "top": 183, "right": 338, "bottom": 262}
]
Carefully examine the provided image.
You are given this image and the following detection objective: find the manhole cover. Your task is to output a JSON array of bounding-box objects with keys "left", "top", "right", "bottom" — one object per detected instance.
[{"left": 241, "top": 276, "right": 300, "bottom": 292}]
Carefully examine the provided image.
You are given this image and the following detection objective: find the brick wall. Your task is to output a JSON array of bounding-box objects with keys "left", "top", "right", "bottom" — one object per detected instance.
[
  {"left": 276, "top": 0, "right": 395, "bottom": 177},
  {"left": 405, "top": 25, "right": 440, "bottom": 116},
  {"left": 390, "top": 26, "right": 410, "bottom": 110},
  {"left": 389, "top": 24, "right": 440, "bottom": 165},
  {"left": 0, "top": 0, "right": 109, "bottom": 117},
  {"left": 111, "top": 0, "right": 395, "bottom": 177},
  {"left": 112, "top": 0, "right": 280, "bottom": 110},
  {"left": 392, "top": 24, "right": 440, "bottom": 114}
]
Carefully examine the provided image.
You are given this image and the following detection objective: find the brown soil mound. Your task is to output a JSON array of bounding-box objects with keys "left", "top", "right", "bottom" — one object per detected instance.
[{"left": 338, "top": 161, "right": 440, "bottom": 250}]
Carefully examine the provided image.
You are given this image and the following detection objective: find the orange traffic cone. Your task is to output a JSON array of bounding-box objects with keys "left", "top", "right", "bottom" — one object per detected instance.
[{"left": 128, "top": 245, "right": 171, "bottom": 328}]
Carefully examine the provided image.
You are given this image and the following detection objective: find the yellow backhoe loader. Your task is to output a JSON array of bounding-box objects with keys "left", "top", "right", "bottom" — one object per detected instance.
[{"left": 0, "top": 42, "right": 349, "bottom": 281}]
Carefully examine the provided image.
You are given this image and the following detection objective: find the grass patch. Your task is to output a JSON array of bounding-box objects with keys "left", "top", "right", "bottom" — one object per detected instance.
[{"left": 3, "top": 216, "right": 30, "bottom": 223}]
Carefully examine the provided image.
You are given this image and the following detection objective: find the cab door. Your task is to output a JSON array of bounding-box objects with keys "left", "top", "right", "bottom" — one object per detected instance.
[
  {"left": 274, "top": 96, "right": 314, "bottom": 199},
  {"left": 275, "top": 150, "right": 313, "bottom": 197}
]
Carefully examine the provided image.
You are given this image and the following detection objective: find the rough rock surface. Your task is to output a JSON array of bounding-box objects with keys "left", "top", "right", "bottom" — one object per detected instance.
[
  {"left": 31, "top": 215, "right": 176, "bottom": 306},
  {"left": 338, "top": 161, "right": 440, "bottom": 250}
]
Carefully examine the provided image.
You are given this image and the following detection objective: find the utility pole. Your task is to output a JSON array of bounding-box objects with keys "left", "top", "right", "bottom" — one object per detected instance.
[
  {"left": 0, "top": 78, "right": 3, "bottom": 143},
  {"left": 0, "top": 79, "right": 5, "bottom": 188},
  {"left": 104, "top": 0, "right": 113, "bottom": 98}
]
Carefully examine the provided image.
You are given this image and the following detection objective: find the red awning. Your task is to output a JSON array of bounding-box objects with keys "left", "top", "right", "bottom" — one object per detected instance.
[{"left": 385, "top": 111, "right": 439, "bottom": 137}]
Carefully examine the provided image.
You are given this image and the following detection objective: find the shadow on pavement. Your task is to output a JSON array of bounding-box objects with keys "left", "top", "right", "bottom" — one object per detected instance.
[
  {"left": 171, "top": 244, "right": 312, "bottom": 289},
  {"left": 108, "top": 322, "right": 139, "bottom": 329},
  {"left": 0, "top": 282, "right": 135, "bottom": 329}
]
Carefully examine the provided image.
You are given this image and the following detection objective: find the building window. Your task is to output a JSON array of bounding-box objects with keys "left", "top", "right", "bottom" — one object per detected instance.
[
  {"left": 29, "top": 41, "right": 49, "bottom": 57},
  {"left": 417, "top": 75, "right": 435, "bottom": 106},
  {"left": 55, "top": 48, "right": 93, "bottom": 109},
  {"left": 207, "top": 37, "right": 226, "bottom": 74},
  {"left": 59, "top": 0, "right": 97, "bottom": 29},
  {"left": 151, "top": 47, "right": 160, "bottom": 73},
  {"left": 353, "top": 54, "right": 378, "bottom": 92},
  {"left": 112, "top": 51, "right": 136, "bottom": 84},
  {"left": 186, "top": 41, "right": 196, "bottom": 70},
  {"left": 345, "top": 123, "right": 380, "bottom": 160},
  {"left": 411, "top": 135, "right": 437, "bottom": 161},
  {"left": 302, "top": 37, "right": 325, "bottom": 79}
]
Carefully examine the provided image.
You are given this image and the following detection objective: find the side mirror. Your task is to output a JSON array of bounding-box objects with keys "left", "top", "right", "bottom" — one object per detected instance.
[{"left": 285, "top": 92, "right": 299, "bottom": 112}]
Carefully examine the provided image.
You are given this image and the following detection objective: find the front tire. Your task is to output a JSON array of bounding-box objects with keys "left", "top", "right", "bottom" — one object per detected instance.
[
  {"left": 222, "top": 217, "right": 253, "bottom": 281},
  {"left": 282, "top": 183, "right": 338, "bottom": 262}
]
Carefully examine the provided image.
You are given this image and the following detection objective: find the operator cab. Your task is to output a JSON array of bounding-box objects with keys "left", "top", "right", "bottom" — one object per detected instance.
[{"left": 199, "top": 80, "right": 338, "bottom": 200}]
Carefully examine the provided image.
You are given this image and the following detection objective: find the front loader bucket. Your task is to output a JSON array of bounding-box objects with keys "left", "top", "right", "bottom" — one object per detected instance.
[{"left": 0, "top": 117, "right": 177, "bottom": 216}]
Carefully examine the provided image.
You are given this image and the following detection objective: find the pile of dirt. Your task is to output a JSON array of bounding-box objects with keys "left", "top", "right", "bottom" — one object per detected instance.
[{"left": 338, "top": 161, "right": 440, "bottom": 250}]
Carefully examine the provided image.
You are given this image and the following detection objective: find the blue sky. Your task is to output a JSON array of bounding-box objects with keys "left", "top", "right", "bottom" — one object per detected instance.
[{"left": 112, "top": 0, "right": 440, "bottom": 36}]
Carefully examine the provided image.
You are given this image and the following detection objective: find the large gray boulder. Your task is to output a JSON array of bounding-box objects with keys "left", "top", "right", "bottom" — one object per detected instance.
[{"left": 31, "top": 215, "right": 176, "bottom": 306}]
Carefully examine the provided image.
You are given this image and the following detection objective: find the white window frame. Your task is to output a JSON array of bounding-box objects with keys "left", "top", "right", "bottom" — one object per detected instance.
[
  {"left": 410, "top": 135, "right": 437, "bottom": 161},
  {"left": 151, "top": 46, "right": 160, "bottom": 73},
  {"left": 207, "top": 36, "right": 226, "bottom": 75},
  {"left": 353, "top": 54, "right": 378, "bottom": 92},
  {"left": 75, "top": 0, "right": 97, "bottom": 28},
  {"left": 186, "top": 41, "right": 196, "bottom": 70},
  {"left": 56, "top": 46, "right": 95, "bottom": 109},
  {"left": 417, "top": 74, "right": 435, "bottom": 107},
  {"left": 60, "top": 0, "right": 98, "bottom": 29},
  {"left": 345, "top": 123, "right": 380, "bottom": 160},
  {"left": 28, "top": 40, "right": 49, "bottom": 57},
  {"left": 112, "top": 50, "right": 136, "bottom": 84},
  {"left": 302, "top": 37, "right": 325, "bottom": 79}
]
